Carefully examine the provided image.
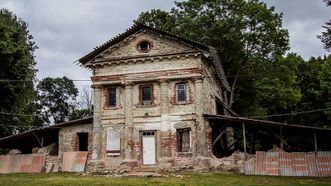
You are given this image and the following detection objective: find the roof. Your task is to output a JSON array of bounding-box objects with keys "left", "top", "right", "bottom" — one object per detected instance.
[
  {"left": 77, "top": 24, "right": 230, "bottom": 91},
  {"left": 78, "top": 24, "right": 210, "bottom": 65},
  {"left": 204, "top": 114, "right": 331, "bottom": 132},
  {"left": 0, "top": 116, "right": 93, "bottom": 144}
]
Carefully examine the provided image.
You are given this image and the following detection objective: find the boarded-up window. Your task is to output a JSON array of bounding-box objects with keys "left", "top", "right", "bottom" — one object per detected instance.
[
  {"left": 176, "top": 83, "right": 187, "bottom": 102},
  {"left": 177, "top": 128, "right": 191, "bottom": 152},
  {"left": 106, "top": 128, "right": 120, "bottom": 156}
]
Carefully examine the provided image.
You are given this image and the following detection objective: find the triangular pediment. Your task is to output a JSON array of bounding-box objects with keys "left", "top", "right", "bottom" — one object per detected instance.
[{"left": 95, "top": 29, "right": 199, "bottom": 61}]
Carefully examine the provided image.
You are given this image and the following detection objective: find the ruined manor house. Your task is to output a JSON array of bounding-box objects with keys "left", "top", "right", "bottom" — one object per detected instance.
[{"left": 78, "top": 24, "right": 227, "bottom": 170}]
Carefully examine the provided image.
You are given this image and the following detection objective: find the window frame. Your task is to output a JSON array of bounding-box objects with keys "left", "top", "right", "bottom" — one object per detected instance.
[
  {"left": 140, "top": 84, "right": 153, "bottom": 106},
  {"left": 177, "top": 128, "right": 191, "bottom": 152},
  {"left": 137, "top": 40, "right": 151, "bottom": 53},
  {"left": 175, "top": 82, "right": 188, "bottom": 103},
  {"left": 107, "top": 87, "right": 117, "bottom": 108}
]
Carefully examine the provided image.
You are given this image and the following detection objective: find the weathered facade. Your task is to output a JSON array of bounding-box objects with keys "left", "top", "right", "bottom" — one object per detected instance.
[{"left": 78, "top": 24, "right": 226, "bottom": 170}]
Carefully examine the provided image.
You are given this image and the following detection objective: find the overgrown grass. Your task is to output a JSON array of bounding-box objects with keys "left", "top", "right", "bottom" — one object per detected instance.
[{"left": 0, "top": 172, "right": 330, "bottom": 186}]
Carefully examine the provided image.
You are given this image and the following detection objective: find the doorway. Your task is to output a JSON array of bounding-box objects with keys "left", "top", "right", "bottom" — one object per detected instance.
[
  {"left": 141, "top": 131, "right": 156, "bottom": 165},
  {"left": 77, "top": 132, "right": 88, "bottom": 151}
]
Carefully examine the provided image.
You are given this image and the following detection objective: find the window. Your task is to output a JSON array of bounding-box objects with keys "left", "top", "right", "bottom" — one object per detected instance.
[
  {"left": 177, "top": 128, "right": 191, "bottom": 152},
  {"left": 176, "top": 83, "right": 187, "bottom": 102},
  {"left": 106, "top": 128, "right": 120, "bottom": 156},
  {"left": 137, "top": 41, "right": 151, "bottom": 53},
  {"left": 108, "top": 88, "right": 116, "bottom": 107},
  {"left": 140, "top": 85, "right": 152, "bottom": 105},
  {"left": 77, "top": 133, "right": 88, "bottom": 151}
]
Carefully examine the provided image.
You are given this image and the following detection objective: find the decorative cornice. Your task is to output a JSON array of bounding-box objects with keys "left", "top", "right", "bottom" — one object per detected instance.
[{"left": 87, "top": 51, "right": 201, "bottom": 68}]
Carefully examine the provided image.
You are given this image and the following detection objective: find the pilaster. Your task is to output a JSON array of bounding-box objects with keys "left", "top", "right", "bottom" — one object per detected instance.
[
  {"left": 194, "top": 77, "right": 210, "bottom": 169},
  {"left": 158, "top": 79, "right": 173, "bottom": 167},
  {"left": 121, "top": 81, "right": 138, "bottom": 168},
  {"left": 91, "top": 85, "right": 103, "bottom": 160}
]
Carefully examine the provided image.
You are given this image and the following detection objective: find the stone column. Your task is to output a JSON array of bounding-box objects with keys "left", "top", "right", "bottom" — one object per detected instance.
[
  {"left": 91, "top": 85, "right": 103, "bottom": 160},
  {"left": 194, "top": 77, "right": 210, "bottom": 169},
  {"left": 159, "top": 79, "right": 173, "bottom": 168},
  {"left": 121, "top": 82, "right": 138, "bottom": 168}
]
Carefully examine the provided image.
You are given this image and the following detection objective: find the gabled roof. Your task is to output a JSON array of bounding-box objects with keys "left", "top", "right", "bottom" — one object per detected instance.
[
  {"left": 0, "top": 116, "right": 93, "bottom": 145},
  {"left": 78, "top": 24, "right": 211, "bottom": 65},
  {"left": 77, "top": 24, "right": 230, "bottom": 91}
]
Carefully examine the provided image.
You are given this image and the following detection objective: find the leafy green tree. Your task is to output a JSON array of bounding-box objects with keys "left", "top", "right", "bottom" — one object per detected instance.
[
  {"left": 318, "top": 0, "right": 331, "bottom": 52},
  {"left": 254, "top": 53, "right": 302, "bottom": 118},
  {"left": 37, "top": 76, "right": 78, "bottom": 124},
  {"left": 288, "top": 56, "right": 331, "bottom": 128},
  {"left": 0, "top": 9, "right": 40, "bottom": 137},
  {"left": 135, "top": 0, "right": 292, "bottom": 116},
  {"left": 317, "top": 57, "right": 331, "bottom": 122}
]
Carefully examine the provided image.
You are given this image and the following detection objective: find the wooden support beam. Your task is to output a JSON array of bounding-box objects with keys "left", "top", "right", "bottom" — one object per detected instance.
[
  {"left": 33, "top": 132, "right": 42, "bottom": 148},
  {"left": 257, "top": 130, "right": 291, "bottom": 150},
  {"left": 41, "top": 134, "right": 44, "bottom": 147},
  {"left": 314, "top": 131, "right": 318, "bottom": 153},
  {"left": 242, "top": 122, "right": 247, "bottom": 156},
  {"left": 280, "top": 126, "right": 283, "bottom": 150},
  {"left": 212, "top": 130, "right": 226, "bottom": 147},
  {"left": 224, "top": 138, "right": 241, "bottom": 151}
]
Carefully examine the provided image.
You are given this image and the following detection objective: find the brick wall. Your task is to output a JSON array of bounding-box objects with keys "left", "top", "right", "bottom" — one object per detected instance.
[{"left": 58, "top": 123, "right": 93, "bottom": 159}]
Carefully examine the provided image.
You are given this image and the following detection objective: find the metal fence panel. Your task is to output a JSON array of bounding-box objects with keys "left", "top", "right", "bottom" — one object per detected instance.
[
  {"left": 62, "top": 151, "right": 88, "bottom": 172},
  {"left": 280, "top": 151, "right": 293, "bottom": 176},
  {"left": 246, "top": 151, "right": 331, "bottom": 177},
  {"left": 265, "top": 152, "right": 279, "bottom": 176},
  {"left": 244, "top": 161, "right": 255, "bottom": 175},
  {"left": 305, "top": 153, "right": 318, "bottom": 177},
  {"left": 317, "top": 151, "right": 331, "bottom": 177}
]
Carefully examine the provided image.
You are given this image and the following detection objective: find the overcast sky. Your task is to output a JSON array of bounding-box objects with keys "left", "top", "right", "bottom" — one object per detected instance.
[{"left": 0, "top": 0, "right": 330, "bottom": 92}]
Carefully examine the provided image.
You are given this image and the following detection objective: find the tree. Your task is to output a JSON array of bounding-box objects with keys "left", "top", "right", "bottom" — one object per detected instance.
[
  {"left": 285, "top": 55, "right": 331, "bottom": 128},
  {"left": 324, "top": 0, "right": 331, "bottom": 6},
  {"left": 318, "top": 0, "right": 331, "bottom": 52},
  {"left": 135, "top": 0, "right": 291, "bottom": 116},
  {"left": 0, "top": 9, "right": 40, "bottom": 137},
  {"left": 317, "top": 56, "right": 331, "bottom": 122},
  {"left": 37, "top": 76, "right": 78, "bottom": 124},
  {"left": 254, "top": 53, "right": 302, "bottom": 119},
  {"left": 69, "top": 85, "right": 93, "bottom": 120}
]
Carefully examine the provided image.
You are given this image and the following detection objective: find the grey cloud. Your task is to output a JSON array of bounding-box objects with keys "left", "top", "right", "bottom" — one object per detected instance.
[
  {"left": 0, "top": 0, "right": 329, "bottom": 92},
  {"left": 263, "top": 0, "right": 330, "bottom": 59}
]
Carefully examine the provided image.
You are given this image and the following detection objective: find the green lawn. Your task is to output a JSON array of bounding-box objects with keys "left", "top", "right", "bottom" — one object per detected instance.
[{"left": 0, "top": 172, "right": 330, "bottom": 186}]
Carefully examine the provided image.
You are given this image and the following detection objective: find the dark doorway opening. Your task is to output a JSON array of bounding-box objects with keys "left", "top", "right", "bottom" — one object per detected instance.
[{"left": 77, "top": 133, "right": 88, "bottom": 151}]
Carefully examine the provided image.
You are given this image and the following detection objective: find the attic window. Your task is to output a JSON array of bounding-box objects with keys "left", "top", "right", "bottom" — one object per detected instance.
[{"left": 137, "top": 41, "right": 151, "bottom": 53}]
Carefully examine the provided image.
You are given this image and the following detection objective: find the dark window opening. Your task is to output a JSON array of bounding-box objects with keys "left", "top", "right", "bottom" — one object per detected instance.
[
  {"left": 176, "top": 83, "right": 187, "bottom": 102},
  {"left": 177, "top": 128, "right": 191, "bottom": 152},
  {"left": 141, "top": 85, "right": 152, "bottom": 105},
  {"left": 77, "top": 133, "right": 88, "bottom": 151},
  {"left": 137, "top": 41, "right": 151, "bottom": 52},
  {"left": 216, "top": 99, "right": 224, "bottom": 115},
  {"left": 108, "top": 88, "right": 116, "bottom": 107}
]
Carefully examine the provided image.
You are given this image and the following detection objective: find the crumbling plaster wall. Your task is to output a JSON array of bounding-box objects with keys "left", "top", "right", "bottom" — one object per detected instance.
[
  {"left": 58, "top": 124, "right": 93, "bottom": 159},
  {"left": 90, "top": 30, "right": 224, "bottom": 169}
]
